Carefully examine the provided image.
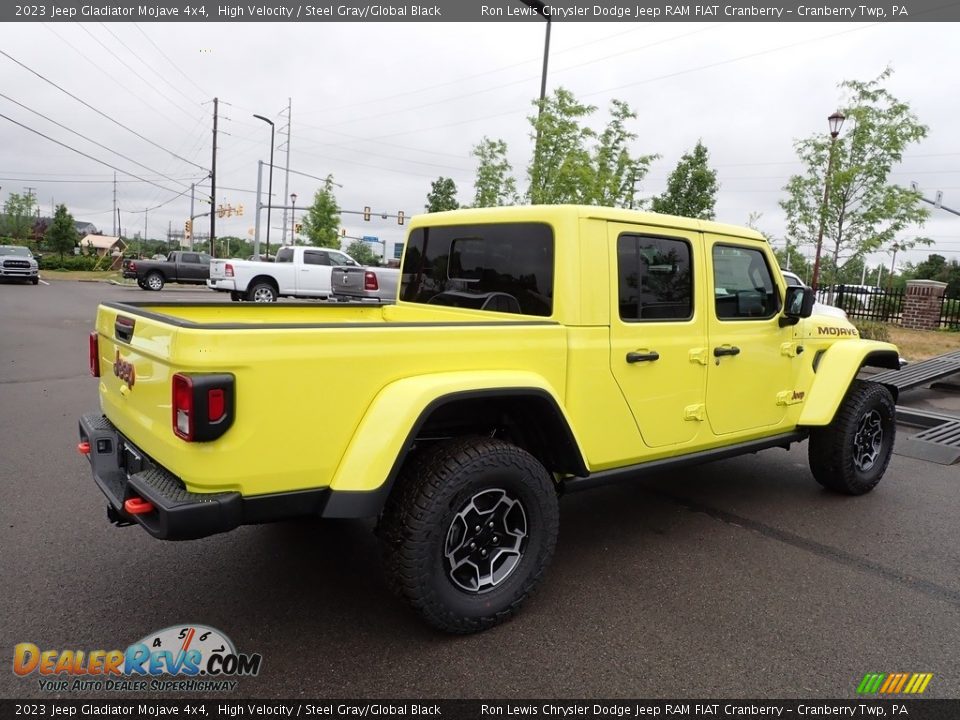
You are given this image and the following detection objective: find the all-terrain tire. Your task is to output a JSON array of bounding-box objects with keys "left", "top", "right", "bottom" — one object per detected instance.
[
  {"left": 379, "top": 437, "right": 559, "bottom": 634},
  {"left": 808, "top": 380, "right": 896, "bottom": 495}
]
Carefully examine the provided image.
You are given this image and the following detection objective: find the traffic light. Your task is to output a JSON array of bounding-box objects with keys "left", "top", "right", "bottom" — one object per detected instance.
[
  {"left": 397, "top": 211, "right": 405, "bottom": 226},
  {"left": 184, "top": 220, "right": 192, "bottom": 237},
  {"left": 363, "top": 206, "right": 371, "bottom": 221}
]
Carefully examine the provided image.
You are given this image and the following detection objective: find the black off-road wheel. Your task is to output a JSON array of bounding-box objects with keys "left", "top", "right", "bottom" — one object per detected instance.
[
  {"left": 379, "top": 437, "right": 560, "bottom": 634},
  {"left": 808, "top": 380, "right": 896, "bottom": 495}
]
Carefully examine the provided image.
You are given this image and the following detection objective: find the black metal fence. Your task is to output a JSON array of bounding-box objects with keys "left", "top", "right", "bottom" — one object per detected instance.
[
  {"left": 813, "top": 285, "right": 960, "bottom": 330},
  {"left": 815, "top": 285, "right": 905, "bottom": 322},
  {"left": 942, "top": 294, "right": 960, "bottom": 330}
]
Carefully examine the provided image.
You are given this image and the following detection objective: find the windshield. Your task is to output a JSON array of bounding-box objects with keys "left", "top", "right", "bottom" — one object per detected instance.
[{"left": 0, "top": 246, "right": 31, "bottom": 257}]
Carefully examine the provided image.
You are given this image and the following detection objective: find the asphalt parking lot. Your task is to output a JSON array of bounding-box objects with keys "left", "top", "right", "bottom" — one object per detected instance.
[{"left": 1, "top": 279, "right": 959, "bottom": 699}]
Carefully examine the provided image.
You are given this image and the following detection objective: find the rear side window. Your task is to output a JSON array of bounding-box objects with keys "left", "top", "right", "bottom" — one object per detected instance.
[
  {"left": 181, "top": 253, "right": 200, "bottom": 264},
  {"left": 303, "top": 251, "right": 330, "bottom": 266},
  {"left": 713, "top": 245, "right": 781, "bottom": 319},
  {"left": 617, "top": 234, "right": 693, "bottom": 322},
  {"left": 400, "top": 223, "right": 554, "bottom": 317}
]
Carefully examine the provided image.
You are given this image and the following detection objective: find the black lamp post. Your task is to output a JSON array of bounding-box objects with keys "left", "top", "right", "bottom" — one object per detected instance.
[
  {"left": 253, "top": 114, "right": 275, "bottom": 259},
  {"left": 811, "top": 111, "right": 846, "bottom": 291},
  {"left": 521, "top": 0, "right": 551, "bottom": 179}
]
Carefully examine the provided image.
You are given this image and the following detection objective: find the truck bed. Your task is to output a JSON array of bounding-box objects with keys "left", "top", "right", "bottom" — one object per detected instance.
[{"left": 93, "top": 300, "right": 566, "bottom": 499}]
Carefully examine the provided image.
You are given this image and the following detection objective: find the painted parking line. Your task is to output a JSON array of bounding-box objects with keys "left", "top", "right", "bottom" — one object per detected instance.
[{"left": 39, "top": 279, "right": 51, "bottom": 285}]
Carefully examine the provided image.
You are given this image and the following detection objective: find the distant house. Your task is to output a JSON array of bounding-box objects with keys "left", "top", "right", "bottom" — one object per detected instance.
[
  {"left": 75, "top": 221, "right": 100, "bottom": 237},
  {"left": 82, "top": 235, "right": 127, "bottom": 257},
  {"left": 32, "top": 218, "right": 101, "bottom": 239}
]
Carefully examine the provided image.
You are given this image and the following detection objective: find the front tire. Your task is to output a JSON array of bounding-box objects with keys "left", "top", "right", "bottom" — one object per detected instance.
[
  {"left": 145, "top": 272, "right": 164, "bottom": 291},
  {"left": 808, "top": 380, "right": 896, "bottom": 495},
  {"left": 247, "top": 282, "right": 277, "bottom": 302},
  {"left": 379, "top": 437, "right": 559, "bottom": 634}
]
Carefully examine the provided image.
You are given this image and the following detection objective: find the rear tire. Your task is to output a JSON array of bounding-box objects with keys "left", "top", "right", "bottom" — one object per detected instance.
[
  {"left": 808, "top": 380, "right": 895, "bottom": 495},
  {"left": 247, "top": 282, "right": 277, "bottom": 302},
  {"left": 379, "top": 437, "right": 559, "bottom": 634},
  {"left": 145, "top": 272, "right": 164, "bottom": 291}
]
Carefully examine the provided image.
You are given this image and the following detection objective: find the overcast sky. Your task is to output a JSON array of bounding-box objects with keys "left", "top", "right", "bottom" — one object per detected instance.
[{"left": 2, "top": 20, "right": 957, "bottom": 268}]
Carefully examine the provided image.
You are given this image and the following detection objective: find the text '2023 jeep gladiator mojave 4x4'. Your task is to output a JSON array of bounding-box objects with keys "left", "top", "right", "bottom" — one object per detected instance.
[{"left": 79, "top": 206, "right": 899, "bottom": 633}]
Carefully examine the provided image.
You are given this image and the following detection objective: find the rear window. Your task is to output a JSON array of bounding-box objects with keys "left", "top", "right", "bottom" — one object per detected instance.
[{"left": 399, "top": 223, "right": 554, "bottom": 317}]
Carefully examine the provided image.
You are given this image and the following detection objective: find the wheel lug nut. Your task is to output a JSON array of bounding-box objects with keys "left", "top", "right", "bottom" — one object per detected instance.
[
  {"left": 470, "top": 542, "right": 476, "bottom": 550},
  {"left": 493, "top": 536, "right": 499, "bottom": 544},
  {"left": 475, "top": 525, "right": 480, "bottom": 532},
  {"left": 481, "top": 549, "right": 487, "bottom": 556},
  {"left": 488, "top": 522, "right": 494, "bottom": 528}
]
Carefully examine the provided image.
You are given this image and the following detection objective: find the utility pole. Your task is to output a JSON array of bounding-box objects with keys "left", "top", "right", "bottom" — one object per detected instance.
[
  {"left": 189, "top": 183, "right": 195, "bottom": 250},
  {"left": 279, "top": 98, "right": 292, "bottom": 246},
  {"left": 144, "top": 208, "right": 148, "bottom": 251},
  {"left": 209, "top": 97, "right": 218, "bottom": 256},
  {"left": 112, "top": 173, "right": 117, "bottom": 236}
]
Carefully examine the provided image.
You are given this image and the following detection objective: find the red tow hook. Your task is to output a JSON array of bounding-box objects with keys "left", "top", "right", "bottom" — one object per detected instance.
[
  {"left": 124, "top": 497, "right": 154, "bottom": 515},
  {"left": 77, "top": 441, "right": 91, "bottom": 455}
]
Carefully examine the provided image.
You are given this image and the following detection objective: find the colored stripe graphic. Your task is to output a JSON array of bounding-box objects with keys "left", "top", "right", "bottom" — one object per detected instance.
[{"left": 858, "top": 672, "right": 933, "bottom": 694}]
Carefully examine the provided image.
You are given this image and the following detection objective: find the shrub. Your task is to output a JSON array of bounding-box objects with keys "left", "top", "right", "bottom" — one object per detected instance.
[
  {"left": 854, "top": 320, "right": 890, "bottom": 342},
  {"left": 39, "top": 254, "right": 101, "bottom": 271}
]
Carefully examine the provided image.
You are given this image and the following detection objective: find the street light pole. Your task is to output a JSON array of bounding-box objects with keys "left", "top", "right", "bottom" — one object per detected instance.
[
  {"left": 811, "top": 111, "right": 845, "bottom": 291},
  {"left": 522, "top": 0, "right": 551, "bottom": 194},
  {"left": 253, "top": 114, "right": 275, "bottom": 260},
  {"left": 290, "top": 193, "right": 297, "bottom": 245}
]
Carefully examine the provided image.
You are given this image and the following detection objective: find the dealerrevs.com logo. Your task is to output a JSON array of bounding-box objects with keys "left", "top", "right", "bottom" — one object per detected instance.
[{"left": 13, "top": 624, "right": 262, "bottom": 693}]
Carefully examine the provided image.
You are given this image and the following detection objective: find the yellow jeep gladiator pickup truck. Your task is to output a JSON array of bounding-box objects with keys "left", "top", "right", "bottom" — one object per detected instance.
[{"left": 79, "top": 206, "right": 900, "bottom": 633}]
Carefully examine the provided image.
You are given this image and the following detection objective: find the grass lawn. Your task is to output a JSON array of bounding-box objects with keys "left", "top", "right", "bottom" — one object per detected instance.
[
  {"left": 41, "top": 270, "right": 125, "bottom": 282},
  {"left": 888, "top": 326, "right": 960, "bottom": 361}
]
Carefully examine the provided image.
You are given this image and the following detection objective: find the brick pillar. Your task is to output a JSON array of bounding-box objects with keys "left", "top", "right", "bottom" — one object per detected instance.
[{"left": 900, "top": 280, "right": 947, "bottom": 330}]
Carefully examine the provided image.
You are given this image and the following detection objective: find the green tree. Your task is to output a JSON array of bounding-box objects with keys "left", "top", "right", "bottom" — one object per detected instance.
[
  {"left": 651, "top": 140, "right": 719, "bottom": 219},
  {"left": 344, "top": 239, "right": 380, "bottom": 266},
  {"left": 527, "top": 88, "right": 655, "bottom": 206},
  {"left": 780, "top": 67, "right": 928, "bottom": 288},
  {"left": 472, "top": 137, "right": 519, "bottom": 208},
  {"left": 425, "top": 177, "right": 460, "bottom": 213},
  {"left": 300, "top": 176, "right": 341, "bottom": 248},
  {"left": 45, "top": 204, "right": 79, "bottom": 262},
  {"left": 2, "top": 192, "right": 37, "bottom": 241}
]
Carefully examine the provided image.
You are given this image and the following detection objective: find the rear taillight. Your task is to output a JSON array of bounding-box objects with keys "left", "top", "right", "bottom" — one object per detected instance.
[
  {"left": 172, "top": 373, "right": 235, "bottom": 442},
  {"left": 224, "top": 263, "right": 234, "bottom": 278},
  {"left": 89, "top": 332, "right": 100, "bottom": 377},
  {"left": 364, "top": 271, "right": 378, "bottom": 291},
  {"left": 173, "top": 374, "right": 194, "bottom": 440}
]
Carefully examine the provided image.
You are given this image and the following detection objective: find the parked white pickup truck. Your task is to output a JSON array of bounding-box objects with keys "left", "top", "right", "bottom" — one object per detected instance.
[{"left": 208, "top": 245, "right": 361, "bottom": 302}]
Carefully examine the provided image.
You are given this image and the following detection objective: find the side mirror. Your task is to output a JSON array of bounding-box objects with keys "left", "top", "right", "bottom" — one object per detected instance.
[{"left": 780, "top": 286, "right": 815, "bottom": 326}]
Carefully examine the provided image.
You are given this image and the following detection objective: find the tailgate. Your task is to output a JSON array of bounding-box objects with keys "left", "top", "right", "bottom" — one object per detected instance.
[
  {"left": 209, "top": 259, "right": 230, "bottom": 280},
  {"left": 330, "top": 266, "right": 370, "bottom": 295}
]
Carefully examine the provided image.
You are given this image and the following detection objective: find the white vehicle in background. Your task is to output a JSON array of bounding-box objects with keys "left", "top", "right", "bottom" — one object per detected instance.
[
  {"left": 208, "top": 245, "right": 361, "bottom": 302},
  {"left": 781, "top": 270, "right": 848, "bottom": 320},
  {"left": 0, "top": 245, "right": 40, "bottom": 285}
]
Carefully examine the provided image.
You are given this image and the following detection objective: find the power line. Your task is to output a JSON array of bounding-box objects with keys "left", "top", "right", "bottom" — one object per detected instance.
[
  {"left": 133, "top": 24, "right": 209, "bottom": 99},
  {"left": 0, "top": 91, "right": 198, "bottom": 191},
  {"left": 0, "top": 110, "right": 190, "bottom": 195},
  {"left": 0, "top": 49, "right": 208, "bottom": 172}
]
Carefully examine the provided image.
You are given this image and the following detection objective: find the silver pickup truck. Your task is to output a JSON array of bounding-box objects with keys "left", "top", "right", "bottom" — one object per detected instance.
[{"left": 330, "top": 265, "right": 400, "bottom": 302}]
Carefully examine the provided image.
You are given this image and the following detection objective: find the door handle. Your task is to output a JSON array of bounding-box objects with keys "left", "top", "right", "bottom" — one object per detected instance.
[
  {"left": 713, "top": 346, "right": 741, "bottom": 358},
  {"left": 626, "top": 351, "right": 660, "bottom": 363}
]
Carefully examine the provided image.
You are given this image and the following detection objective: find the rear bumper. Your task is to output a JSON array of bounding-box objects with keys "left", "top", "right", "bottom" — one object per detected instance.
[
  {"left": 207, "top": 278, "right": 236, "bottom": 292},
  {"left": 78, "top": 413, "right": 386, "bottom": 540}
]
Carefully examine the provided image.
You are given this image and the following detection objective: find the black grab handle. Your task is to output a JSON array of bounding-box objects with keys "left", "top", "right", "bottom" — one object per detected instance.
[
  {"left": 626, "top": 351, "right": 660, "bottom": 363},
  {"left": 713, "top": 346, "right": 741, "bottom": 358}
]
